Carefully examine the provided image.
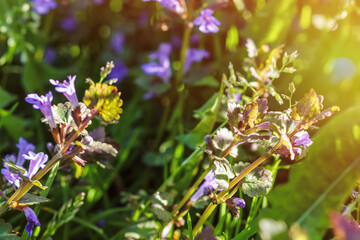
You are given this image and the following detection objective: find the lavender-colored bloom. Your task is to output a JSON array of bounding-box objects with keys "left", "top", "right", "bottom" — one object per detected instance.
[
  {"left": 61, "top": 15, "right": 77, "bottom": 32},
  {"left": 184, "top": 48, "right": 210, "bottom": 73},
  {"left": 44, "top": 48, "right": 57, "bottom": 64},
  {"left": 1, "top": 138, "right": 35, "bottom": 187},
  {"left": 50, "top": 75, "right": 79, "bottom": 108},
  {"left": 111, "top": 33, "right": 125, "bottom": 55},
  {"left": 23, "top": 152, "right": 48, "bottom": 179},
  {"left": 142, "top": 43, "right": 172, "bottom": 83},
  {"left": 108, "top": 61, "right": 128, "bottom": 83},
  {"left": 233, "top": 198, "right": 246, "bottom": 208},
  {"left": 1, "top": 168, "right": 22, "bottom": 188},
  {"left": 143, "top": 92, "right": 156, "bottom": 100},
  {"left": 193, "top": 9, "right": 221, "bottom": 33},
  {"left": 142, "top": 0, "right": 184, "bottom": 14},
  {"left": 190, "top": 170, "right": 218, "bottom": 202},
  {"left": 16, "top": 138, "right": 36, "bottom": 166},
  {"left": 31, "top": 0, "right": 57, "bottom": 15},
  {"left": 25, "top": 92, "right": 56, "bottom": 129},
  {"left": 293, "top": 131, "right": 312, "bottom": 150},
  {"left": 23, "top": 207, "right": 41, "bottom": 236},
  {"left": 93, "top": 0, "right": 104, "bottom": 5}
]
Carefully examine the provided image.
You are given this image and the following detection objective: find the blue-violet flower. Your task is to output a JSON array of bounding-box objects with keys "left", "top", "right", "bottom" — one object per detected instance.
[
  {"left": 193, "top": 9, "right": 221, "bottom": 33},
  {"left": 184, "top": 48, "right": 210, "bottom": 73},
  {"left": 111, "top": 33, "right": 125, "bottom": 55},
  {"left": 23, "top": 206, "right": 41, "bottom": 236},
  {"left": 50, "top": 75, "right": 79, "bottom": 108},
  {"left": 190, "top": 170, "right": 218, "bottom": 202},
  {"left": 25, "top": 92, "right": 56, "bottom": 129},
  {"left": 108, "top": 61, "right": 128, "bottom": 83},
  {"left": 142, "top": 0, "right": 184, "bottom": 14},
  {"left": 23, "top": 151, "right": 48, "bottom": 179},
  {"left": 142, "top": 43, "right": 172, "bottom": 83},
  {"left": 31, "top": 0, "right": 57, "bottom": 15}
]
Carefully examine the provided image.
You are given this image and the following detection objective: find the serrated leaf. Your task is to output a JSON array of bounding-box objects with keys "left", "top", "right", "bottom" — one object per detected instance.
[
  {"left": 150, "top": 192, "right": 173, "bottom": 207},
  {"left": 259, "top": 104, "right": 360, "bottom": 239},
  {"left": 234, "top": 162, "right": 273, "bottom": 197},
  {"left": 47, "top": 102, "right": 91, "bottom": 135},
  {"left": 0, "top": 218, "right": 20, "bottom": 240},
  {"left": 79, "top": 137, "right": 118, "bottom": 157},
  {"left": 213, "top": 128, "right": 237, "bottom": 158},
  {"left": 150, "top": 192, "right": 173, "bottom": 221},
  {"left": 19, "top": 193, "right": 50, "bottom": 206},
  {"left": 125, "top": 220, "right": 157, "bottom": 240},
  {"left": 83, "top": 82, "right": 123, "bottom": 124},
  {"left": 290, "top": 89, "right": 322, "bottom": 121},
  {"left": 151, "top": 203, "right": 172, "bottom": 221},
  {"left": 300, "top": 106, "right": 340, "bottom": 130},
  {"left": 243, "top": 102, "right": 259, "bottom": 128},
  {"left": 212, "top": 159, "right": 235, "bottom": 190}
]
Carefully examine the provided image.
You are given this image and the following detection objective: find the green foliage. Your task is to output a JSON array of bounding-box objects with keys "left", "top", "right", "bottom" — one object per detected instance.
[
  {"left": 150, "top": 192, "right": 173, "bottom": 221},
  {"left": 213, "top": 159, "right": 235, "bottom": 190},
  {"left": 83, "top": 82, "right": 123, "bottom": 124},
  {"left": 18, "top": 193, "right": 50, "bottom": 206},
  {"left": 0, "top": 218, "right": 20, "bottom": 240},
  {"left": 0, "top": 87, "right": 16, "bottom": 109},
  {"left": 124, "top": 220, "right": 158, "bottom": 240},
  {"left": 233, "top": 162, "right": 273, "bottom": 198},
  {"left": 40, "top": 193, "right": 85, "bottom": 239},
  {"left": 177, "top": 76, "right": 225, "bottom": 149},
  {"left": 259, "top": 104, "right": 360, "bottom": 239}
]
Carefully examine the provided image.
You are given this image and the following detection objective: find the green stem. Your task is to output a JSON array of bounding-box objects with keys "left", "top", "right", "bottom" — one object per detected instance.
[
  {"left": 192, "top": 203, "right": 217, "bottom": 237},
  {"left": 192, "top": 140, "right": 283, "bottom": 237}
]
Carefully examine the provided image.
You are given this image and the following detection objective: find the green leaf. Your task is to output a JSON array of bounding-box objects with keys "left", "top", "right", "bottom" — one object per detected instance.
[
  {"left": 41, "top": 193, "right": 85, "bottom": 239},
  {"left": 150, "top": 192, "right": 173, "bottom": 221},
  {"left": 19, "top": 193, "right": 50, "bottom": 206},
  {"left": 177, "top": 76, "right": 225, "bottom": 149},
  {"left": 125, "top": 220, "right": 157, "bottom": 240},
  {"left": 290, "top": 88, "right": 322, "bottom": 121},
  {"left": 212, "top": 159, "right": 235, "bottom": 190},
  {"left": 226, "top": 25, "right": 239, "bottom": 53},
  {"left": 0, "top": 218, "right": 20, "bottom": 240},
  {"left": 79, "top": 138, "right": 118, "bottom": 157},
  {"left": 259, "top": 104, "right": 360, "bottom": 239},
  {"left": 191, "top": 76, "right": 219, "bottom": 88},
  {"left": 234, "top": 162, "right": 273, "bottom": 197},
  {"left": 0, "top": 86, "right": 16, "bottom": 109}
]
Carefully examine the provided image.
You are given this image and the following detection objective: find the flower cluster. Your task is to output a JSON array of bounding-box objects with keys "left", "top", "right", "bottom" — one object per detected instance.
[
  {"left": 142, "top": 0, "right": 184, "bottom": 14},
  {"left": 193, "top": 9, "right": 221, "bottom": 34}
]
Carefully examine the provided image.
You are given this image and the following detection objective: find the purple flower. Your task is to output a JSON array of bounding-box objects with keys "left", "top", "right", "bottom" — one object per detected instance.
[
  {"left": 190, "top": 170, "right": 218, "bottom": 202},
  {"left": 111, "top": 33, "right": 125, "bottom": 55},
  {"left": 25, "top": 92, "right": 56, "bottom": 129},
  {"left": 16, "top": 138, "right": 36, "bottom": 167},
  {"left": 50, "top": 75, "right": 79, "bottom": 108},
  {"left": 232, "top": 198, "right": 246, "bottom": 208},
  {"left": 44, "top": 47, "right": 57, "bottom": 64},
  {"left": 61, "top": 15, "right": 77, "bottom": 32},
  {"left": 23, "top": 207, "right": 41, "bottom": 236},
  {"left": 193, "top": 9, "right": 221, "bottom": 33},
  {"left": 142, "top": 43, "right": 172, "bottom": 83},
  {"left": 23, "top": 152, "right": 48, "bottom": 179},
  {"left": 184, "top": 48, "right": 210, "bottom": 73},
  {"left": 1, "top": 138, "right": 36, "bottom": 187},
  {"left": 293, "top": 131, "right": 312, "bottom": 150},
  {"left": 108, "top": 61, "right": 128, "bottom": 83},
  {"left": 31, "top": 0, "right": 57, "bottom": 15},
  {"left": 1, "top": 168, "right": 22, "bottom": 188},
  {"left": 93, "top": 0, "right": 104, "bottom": 5},
  {"left": 142, "top": 0, "right": 184, "bottom": 14}
]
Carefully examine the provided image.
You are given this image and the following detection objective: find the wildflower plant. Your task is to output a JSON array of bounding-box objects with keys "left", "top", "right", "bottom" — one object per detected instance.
[{"left": 0, "top": 62, "right": 122, "bottom": 236}]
